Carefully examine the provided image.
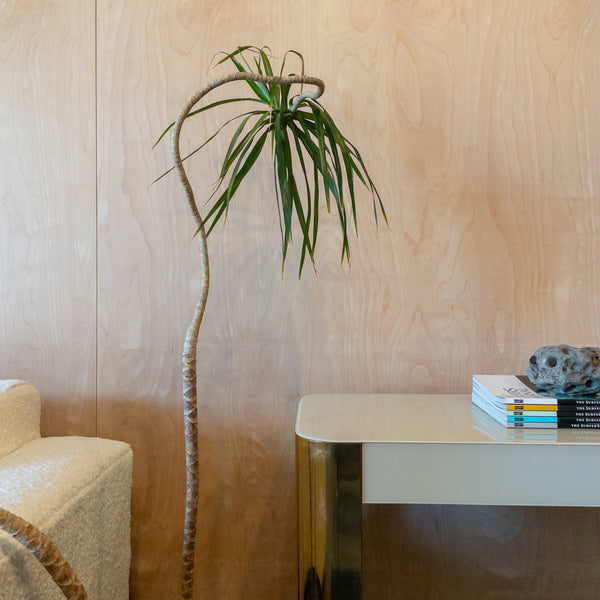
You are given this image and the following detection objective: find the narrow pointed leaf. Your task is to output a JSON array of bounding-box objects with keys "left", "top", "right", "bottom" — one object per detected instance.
[
  {"left": 281, "top": 128, "right": 314, "bottom": 273},
  {"left": 204, "top": 129, "right": 269, "bottom": 235},
  {"left": 152, "top": 97, "right": 262, "bottom": 150},
  {"left": 152, "top": 109, "right": 266, "bottom": 185}
]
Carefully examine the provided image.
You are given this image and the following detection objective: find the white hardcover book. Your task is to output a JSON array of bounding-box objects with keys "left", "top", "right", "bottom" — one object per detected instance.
[{"left": 473, "top": 374, "right": 552, "bottom": 405}]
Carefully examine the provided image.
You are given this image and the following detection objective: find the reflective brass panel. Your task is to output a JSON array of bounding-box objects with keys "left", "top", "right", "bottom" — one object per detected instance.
[{"left": 296, "top": 436, "right": 362, "bottom": 600}]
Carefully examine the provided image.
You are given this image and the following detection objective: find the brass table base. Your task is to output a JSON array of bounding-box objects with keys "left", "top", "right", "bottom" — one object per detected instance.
[{"left": 296, "top": 436, "right": 362, "bottom": 600}]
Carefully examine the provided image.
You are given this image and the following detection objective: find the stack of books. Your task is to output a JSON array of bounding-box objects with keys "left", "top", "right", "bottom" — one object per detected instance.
[
  {"left": 471, "top": 403, "right": 560, "bottom": 441},
  {"left": 472, "top": 374, "right": 600, "bottom": 429}
]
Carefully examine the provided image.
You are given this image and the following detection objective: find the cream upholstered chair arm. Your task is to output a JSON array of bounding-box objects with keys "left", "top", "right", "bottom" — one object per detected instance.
[
  {"left": 0, "top": 380, "right": 132, "bottom": 600},
  {"left": 0, "top": 380, "right": 87, "bottom": 597}
]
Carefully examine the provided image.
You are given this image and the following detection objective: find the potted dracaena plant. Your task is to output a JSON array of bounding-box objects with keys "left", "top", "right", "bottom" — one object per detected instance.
[{"left": 156, "top": 46, "right": 386, "bottom": 599}]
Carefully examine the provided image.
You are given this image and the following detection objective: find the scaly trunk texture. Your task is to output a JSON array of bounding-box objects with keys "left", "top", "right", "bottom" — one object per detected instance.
[{"left": 0, "top": 506, "right": 88, "bottom": 599}]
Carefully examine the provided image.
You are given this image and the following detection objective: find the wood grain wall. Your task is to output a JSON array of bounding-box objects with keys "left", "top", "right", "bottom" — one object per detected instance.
[
  {"left": 0, "top": 0, "right": 97, "bottom": 437},
  {"left": 2, "top": 1, "right": 599, "bottom": 598}
]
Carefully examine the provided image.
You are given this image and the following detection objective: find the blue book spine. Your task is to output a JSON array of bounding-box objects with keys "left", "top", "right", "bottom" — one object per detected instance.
[{"left": 508, "top": 416, "right": 557, "bottom": 423}]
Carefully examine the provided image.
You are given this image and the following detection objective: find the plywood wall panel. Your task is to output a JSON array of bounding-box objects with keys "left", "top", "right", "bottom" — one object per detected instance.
[
  {"left": 0, "top": 0, "right": 97, "bottom": 436},
  {"left": 95, "top": 4, "right": 314, "bottom": 595}
]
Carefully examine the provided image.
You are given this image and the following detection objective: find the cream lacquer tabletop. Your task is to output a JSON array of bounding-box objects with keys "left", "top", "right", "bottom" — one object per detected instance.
[{"left": 296, "top": 393, "right": 600, "bottom": 445}]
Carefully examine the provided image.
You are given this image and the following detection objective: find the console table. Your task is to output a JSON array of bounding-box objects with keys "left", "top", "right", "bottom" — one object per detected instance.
[{"left": 295, "top": 394, "right": 600, "bottom": 600}]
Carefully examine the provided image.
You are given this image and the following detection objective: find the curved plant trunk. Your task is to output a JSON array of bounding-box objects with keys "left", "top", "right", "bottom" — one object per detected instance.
[
  {"left": 0, "top": 507, "right": 88, "bottom": 599},
  {"left": 171, "top": 71, "right": 324, "bottom": 599}
]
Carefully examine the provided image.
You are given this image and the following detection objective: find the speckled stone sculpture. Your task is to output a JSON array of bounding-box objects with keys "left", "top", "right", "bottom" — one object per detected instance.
[{"left": 526, "top": 345, "right": 600, "bottom": 395}]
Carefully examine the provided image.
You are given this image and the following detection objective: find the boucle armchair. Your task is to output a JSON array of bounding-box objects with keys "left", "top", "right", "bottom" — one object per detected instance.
[{"left": 0, "top": 380, "right": 133, "bottom": 599}]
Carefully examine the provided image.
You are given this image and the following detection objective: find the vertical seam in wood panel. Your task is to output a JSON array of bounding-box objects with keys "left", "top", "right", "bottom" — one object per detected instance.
[{"left": 94, "top": 0, "right": 98, "bottom": 438}]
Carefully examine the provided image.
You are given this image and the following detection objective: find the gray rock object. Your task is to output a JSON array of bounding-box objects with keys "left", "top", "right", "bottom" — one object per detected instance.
[{"left": 526, "top": 345, "right": 600, "bottom": 395}]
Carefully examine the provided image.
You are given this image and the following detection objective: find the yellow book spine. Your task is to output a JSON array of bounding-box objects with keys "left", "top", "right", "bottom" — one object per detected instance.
[{"left": 507, "top": 404, "right": 557, "bottom": 411}]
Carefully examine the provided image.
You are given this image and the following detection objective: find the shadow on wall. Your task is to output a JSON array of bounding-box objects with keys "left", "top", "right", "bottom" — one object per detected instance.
[{"left": 363, "top": 504, "right": 600, "bottom": 600}]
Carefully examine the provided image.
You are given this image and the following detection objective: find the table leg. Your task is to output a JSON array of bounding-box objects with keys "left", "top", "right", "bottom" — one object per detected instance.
[{"left": 296, "top": 436, "right": 362, "bottom": 600}]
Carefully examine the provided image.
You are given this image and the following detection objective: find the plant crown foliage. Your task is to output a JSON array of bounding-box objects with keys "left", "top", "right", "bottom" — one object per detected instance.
[{"left": 156, "top": 46, "right": 386, "bottom": 276}]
